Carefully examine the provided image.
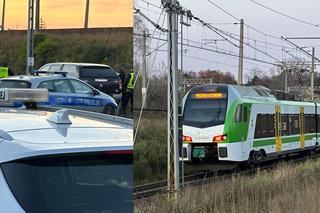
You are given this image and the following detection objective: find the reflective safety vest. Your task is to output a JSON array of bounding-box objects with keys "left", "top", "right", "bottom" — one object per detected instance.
[
  {"left": 127, "top": 72, "right": 135, "bottom": 90},
  {"left": 0, "top": 67, "right": 8, "bottom": 78}
]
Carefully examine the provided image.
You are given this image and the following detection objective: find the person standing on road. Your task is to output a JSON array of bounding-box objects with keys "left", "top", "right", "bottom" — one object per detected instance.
[
  {"left": 0, "top": 63, "right": 14, "bottom": 78},
  {"left": 119, "top": 68, "right": 127, "bottom": 114},
  {"left": 123, "top": 69, "right": 135, "bottom": 114},
  {"left": 119, "top": 68, "right": 126, "bottom": 90}
]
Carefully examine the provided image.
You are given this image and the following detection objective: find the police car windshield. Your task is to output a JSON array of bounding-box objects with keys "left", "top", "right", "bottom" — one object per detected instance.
[
  {"left": 80, "top": 66, "right": 118, "bottom": 78},
  {"left": 0, "top": 80, "right": 31, "bottom": 88},
  {"left": 1, "top": 152, "right": 133, "bottom": 213}
]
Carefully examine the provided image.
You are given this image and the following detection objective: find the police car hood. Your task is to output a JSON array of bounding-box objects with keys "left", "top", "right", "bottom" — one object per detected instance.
[{"left": 0, "top": 109, "right": 132, "bottom": 163}]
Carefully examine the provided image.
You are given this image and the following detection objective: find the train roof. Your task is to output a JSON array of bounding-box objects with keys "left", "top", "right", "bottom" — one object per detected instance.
[
  {"left": 190, "top": 84, "right": 275, "bottom": 99},
  {"left": 230, "top": 85, "right": 275, "bottom": 99},
  {"left": 0, "top": 108, "right": 133, "bottom": 163},
  {"left": 189, "top": 84, "right": 316, "bottom": 106}
]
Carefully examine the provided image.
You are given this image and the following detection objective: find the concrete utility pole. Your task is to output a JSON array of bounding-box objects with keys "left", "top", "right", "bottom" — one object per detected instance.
[
  {"left": 84, "top": 0, "right": 90, "bottom": 29},
  {"left": 35, "top": 0, "right": 40, "bottom": 31},
  {"left": 311, "top": 47, "right": 315, "bottom": 101},
  {"left": 1, "top": 0, "right": 5, "bottom": 31},
  {"left": 141, "top": 30, "right": 147, "bottom": 108},
  {"left": 162, "top": 0, "right": 180, "bottom": 193},
  {"left": 26, "top": 0, "right": 35, "bottom": 75},
  {"left": 180, "top": 14, "right": 184, "bottom": 187},
  {"left": 179, "top": 14, "right": 190, "bottom": 187},
  {"left": 284, "top": 68, "right": 288, "bottom": 92},
  {"left": 237, "top": 19, "right": 244, "bottom": 85}
]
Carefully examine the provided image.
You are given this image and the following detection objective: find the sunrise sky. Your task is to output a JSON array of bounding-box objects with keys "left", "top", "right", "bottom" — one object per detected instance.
[{"left": 4, "top": 0, "right": 132, "bottom": 29}]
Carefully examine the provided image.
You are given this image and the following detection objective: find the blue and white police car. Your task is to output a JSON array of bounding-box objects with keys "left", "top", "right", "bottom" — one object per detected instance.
[
  {"left": 0, "top": 73, "right": 118, "bottom": 115},
  {"left": 0, "top": 88, "right": 133, "bottom": 213}
]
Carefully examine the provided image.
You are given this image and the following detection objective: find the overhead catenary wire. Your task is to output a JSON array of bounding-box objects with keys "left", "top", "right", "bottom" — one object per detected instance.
[
  {"left": 186, "top": 10, "right": 286, "bottom": 66},
  {"left": 248, "top": 0, "right": 320, "bottom": 28},
  {"left": 190, "top": 15, "right": 310, "bottom": 70},
  {"left": 135, "top": 32, "right": 281, "bottom": 67},
  {"left": 207, "top": 0, "right": 282, "bottom": 40},
  {"left": 133, "top": 7, "right": 167, "bottom": 144},
  {"left": 139, "top": 0, "right": 162, "bottom": 10},
  {"left": 134, "top": 7, "right": 168, "bottom": 33},
  {"left": 136, "top": 0, "right": 317, "bottom": 76},
  {"left": 138, "top": 0, "right": 291, "bottom": 65},
  {"left": 282, "top": 36, "right": 320, "bottom": 63}
]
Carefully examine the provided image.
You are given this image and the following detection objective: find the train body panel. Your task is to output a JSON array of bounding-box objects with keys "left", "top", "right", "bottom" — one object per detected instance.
[
  {"left": 183, "top": 124, "right": 224, "bottom": 143},
  {"left": 182, "top": 84, "right": 319, "bottom": 164}
]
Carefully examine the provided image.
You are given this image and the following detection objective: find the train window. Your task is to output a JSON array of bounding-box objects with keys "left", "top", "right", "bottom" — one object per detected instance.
[
  {"left": 243, "top": 106, "right": 248, "bottom": 122},
  {"left": 184, "top": 97, "right": 228, "bottom": 128},
  {"left": 260, "top": 115, "right": 268, "bottom": 138},
  {"left": 254, "top": 114, "right": 262, "bottom": 138},
  {"left": 282, "top": 114, "right": 289, "bottom": 136},
  {"left": 235, "top": 105, "right": 248, "bottom": 123},
  {"left": 290, "top": 115, "right": 299, "bottom": 135},
  {"left": 254, "top": 114, "right": 274, "bottom": 138},
  {"left": 318, "top": 115, "right": 320, "bottom": 132},
  {"left": 305, "top": 114, "right": 310, "bottom": 134},
  {"left": 305, "top": 114, "right": 316, "bottom": 133},
  {"left": 235, "top": 105, "right": 242, "bottom": 122},
  {"left": 267, "top": 114, "right": 275, "bottom": 137},
  {"left": 311, "top": 114, "right": 316, "bottom": 132}
]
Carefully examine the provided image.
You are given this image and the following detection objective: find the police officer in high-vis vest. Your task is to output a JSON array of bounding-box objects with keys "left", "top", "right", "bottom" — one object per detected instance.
[
  {"left": 0, "top": 63, "right": 14, "bottom": 78},
  {"left": 122, "top": 69, "right": 135, "bottom": 114}
]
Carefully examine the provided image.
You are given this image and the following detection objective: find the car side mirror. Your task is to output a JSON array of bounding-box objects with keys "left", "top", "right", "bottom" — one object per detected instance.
[{"left": 93, "top": 89, "right": 100, "bottom": 96}]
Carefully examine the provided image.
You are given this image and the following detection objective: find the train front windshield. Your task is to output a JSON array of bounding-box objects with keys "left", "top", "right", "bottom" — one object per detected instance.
[
  {"left": 1, "top": 151, "right": 133, "bottom": 213},
  {"left": 184, "top": 92, "right": 227, "bottom": 128}
]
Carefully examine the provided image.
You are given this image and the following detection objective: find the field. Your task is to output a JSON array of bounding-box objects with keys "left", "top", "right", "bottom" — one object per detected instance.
[
  {"left": 0, "top": 27, "right": 132, "bottom": 74},
  {"left": 134, "top": 112, "right": 167, "bottom": 185},
  {"left": 135, "top": 158, "right": 320, "bottom": 213}
]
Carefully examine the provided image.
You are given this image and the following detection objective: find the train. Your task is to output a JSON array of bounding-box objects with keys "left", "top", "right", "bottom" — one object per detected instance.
[{"left": 181, "top": 84, "right": 319, "bottom": 164}]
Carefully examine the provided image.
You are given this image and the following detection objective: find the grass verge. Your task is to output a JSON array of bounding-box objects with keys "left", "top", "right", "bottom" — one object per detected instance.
[
  {"left": 135, "top": 158, "right": 320, "bottom": 213},
  {"left": 134, "top": 112, "right": 167, "bottom": 185}
]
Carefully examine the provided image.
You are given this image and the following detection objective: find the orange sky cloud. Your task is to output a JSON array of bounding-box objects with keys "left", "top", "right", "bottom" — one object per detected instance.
[{"left": 4, "top": 0, "right": 132, "bottom": 30}]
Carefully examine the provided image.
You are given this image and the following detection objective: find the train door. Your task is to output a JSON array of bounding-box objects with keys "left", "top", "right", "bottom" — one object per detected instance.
[
  {"left": 234, "top": 103, "right": 250, "bottom": 141},
  {"left": 299, "top": 107, "right": 305, "bottom": 149},
  {"left": 275, "top": 105, "right": 282, "bottom": 153}
]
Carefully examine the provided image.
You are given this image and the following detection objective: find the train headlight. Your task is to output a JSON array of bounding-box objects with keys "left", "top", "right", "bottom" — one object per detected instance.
[
  {"left": 213, "top": 134, "right": 227, "bottom": 143},
  {"left": 183, "top": 135, "right": 193, "bottom": 143}
]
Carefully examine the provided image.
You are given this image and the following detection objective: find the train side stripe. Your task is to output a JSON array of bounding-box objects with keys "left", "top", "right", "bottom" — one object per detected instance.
[{"left": 253, "top": 134, "right": 315, "bottom": 147}]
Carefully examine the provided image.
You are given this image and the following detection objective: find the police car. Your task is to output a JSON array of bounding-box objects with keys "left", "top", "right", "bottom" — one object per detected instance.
[
  {"left": 0, "top": 73, "right": 118, "bottom": 115},
  {"left": 0, "top": 88, "right": 133, "bottom": 213}
]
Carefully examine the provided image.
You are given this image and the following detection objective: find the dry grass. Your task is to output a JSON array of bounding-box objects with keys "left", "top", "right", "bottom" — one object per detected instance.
[
  {"left": 135, "top": 159, "right": 320, "bottom": 213},
  {"left": 134, "top": 112, "right": 167, "bottom": 185}
]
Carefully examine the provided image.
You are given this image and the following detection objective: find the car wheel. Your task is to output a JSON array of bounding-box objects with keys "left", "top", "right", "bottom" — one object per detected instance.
[{"left": 104, "top": 105, "right": 115, "bottom": 115}]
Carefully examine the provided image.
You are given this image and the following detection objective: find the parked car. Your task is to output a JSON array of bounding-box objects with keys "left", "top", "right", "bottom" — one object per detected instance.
[
  {"left": 0, "top": 88, "right": 133, "bottom": 213},
  {"left": 0, "top": 74, "right": 118, "bottom": 115},
  {"left": 39, "top": 62, "right": 122, "bottom": 101}
]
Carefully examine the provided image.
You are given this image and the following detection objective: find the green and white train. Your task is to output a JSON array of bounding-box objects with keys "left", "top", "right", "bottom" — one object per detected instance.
[{"left": 182, "top": 84, "right": 318, "bottom": 164}]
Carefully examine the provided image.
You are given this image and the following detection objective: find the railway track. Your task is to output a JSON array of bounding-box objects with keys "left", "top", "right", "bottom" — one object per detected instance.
[
  {"left": 134, "top": 152, "right": 318, "bottom": 200},
  {"left": 134, "top": 172, "right": 223, "bottom": 199}
]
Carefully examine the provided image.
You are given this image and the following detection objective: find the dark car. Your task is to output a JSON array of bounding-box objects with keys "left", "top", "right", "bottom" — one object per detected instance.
[{"left": 39, "top": 63, "right": 122, "bottom": 101}]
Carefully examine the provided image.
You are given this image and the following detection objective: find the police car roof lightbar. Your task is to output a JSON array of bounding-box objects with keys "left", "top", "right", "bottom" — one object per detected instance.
[{"left": 0, "top": 88, "right": 49, "bottom": 103}]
